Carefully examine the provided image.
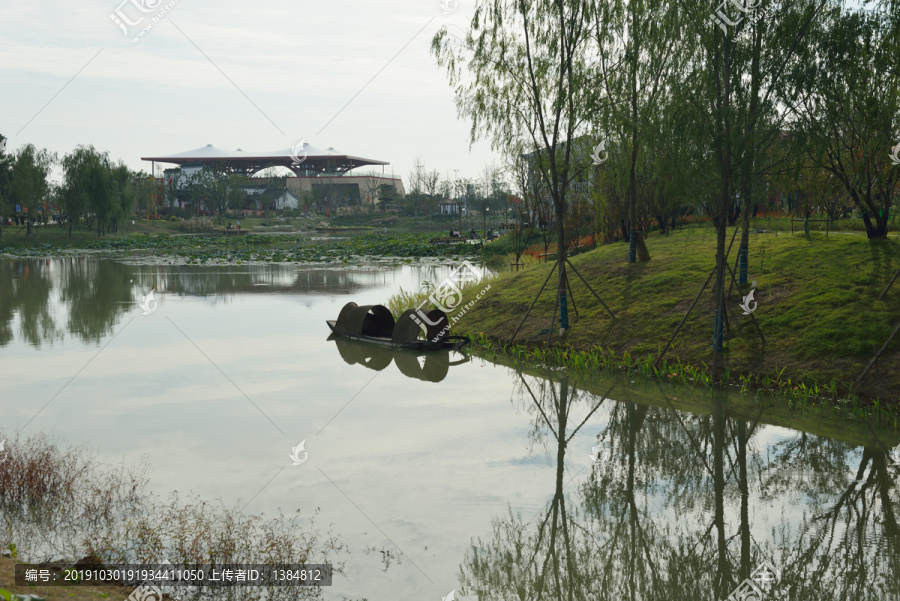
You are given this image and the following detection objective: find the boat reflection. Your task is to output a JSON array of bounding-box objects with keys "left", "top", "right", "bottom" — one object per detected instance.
[{"left": 327, "top": 335, "right": 469, "bottom": 382}]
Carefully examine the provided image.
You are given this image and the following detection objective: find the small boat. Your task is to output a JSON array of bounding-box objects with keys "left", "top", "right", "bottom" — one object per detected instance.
[{"left": 326, "top": 302, "right": 469, "bottom": 351}]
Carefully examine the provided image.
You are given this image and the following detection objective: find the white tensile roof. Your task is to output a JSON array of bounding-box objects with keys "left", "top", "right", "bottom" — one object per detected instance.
[{"left": 143, "top": 142, "right": 365, "bottom": 162}]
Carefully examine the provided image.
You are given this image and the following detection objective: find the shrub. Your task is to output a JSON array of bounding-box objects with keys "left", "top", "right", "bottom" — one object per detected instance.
[
  {"left": 180, "top": 216, "right": 214, "bottom": 233},
  {"left": 0, "top": 431, "right": 344, "bottom": 598}
]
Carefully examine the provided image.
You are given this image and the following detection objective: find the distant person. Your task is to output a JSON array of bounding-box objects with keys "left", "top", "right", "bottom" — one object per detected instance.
[
  {"left": 227, "top": 222, "right": 233, "bottom": 230},
  {"left": 236, "top": 220, "right": 241, "bottom": 230}
]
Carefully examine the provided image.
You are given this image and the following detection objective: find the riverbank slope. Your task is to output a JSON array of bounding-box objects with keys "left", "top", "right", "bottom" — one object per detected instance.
[{"left": 456, "top": 228, "right": 900, "bottom": 405}]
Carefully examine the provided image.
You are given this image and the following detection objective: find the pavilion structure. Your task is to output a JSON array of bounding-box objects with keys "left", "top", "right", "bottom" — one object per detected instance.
[
  {"left": 141, "top": 142, "right": 389, "bottom": 177},
  {"left": 141, "top": 143, "right": 403, "bottom": 214}
]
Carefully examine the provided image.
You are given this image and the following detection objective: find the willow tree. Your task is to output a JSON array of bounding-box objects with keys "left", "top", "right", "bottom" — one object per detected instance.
[
  {"left": 433, "top": 0, "right": 604, "bottom": 337},
  {"left": 10, "top": 144, "right": 56, "bottom": 236},
  {"left": 0, "top": 134, "right": 12, "bottom": 225},
  {"left": 674, "top": 0, "right": 822, "bottom": 374},
  {"left": 724, "top": 0, "right": 829, "bottom": 285},
  {"left": 784, "top": 3, "right": 900, "bottom": 240},
  {"left": 590, "top": 0, "right": 686, "bottom": 262},
  {"left": 60, "top": 146, "right": 110, "bottom": 237}
]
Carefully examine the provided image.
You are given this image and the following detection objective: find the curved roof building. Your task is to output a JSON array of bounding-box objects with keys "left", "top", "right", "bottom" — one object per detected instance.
[{"left": 142, "top": 142, "right": 389, "bottom": 176}]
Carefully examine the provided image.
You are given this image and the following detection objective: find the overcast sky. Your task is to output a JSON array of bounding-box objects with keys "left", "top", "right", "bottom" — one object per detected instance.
[{"left": 0, "top": 0, "right": 500, "bottom": 189}]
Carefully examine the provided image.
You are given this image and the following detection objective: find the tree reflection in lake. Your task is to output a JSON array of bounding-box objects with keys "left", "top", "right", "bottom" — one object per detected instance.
[
  {"left": 0, "top": 257, "right": 420, "bottom": 348},
  {"left": 457, "top": 369, "right": 900, "bottom": 601},
  {"left": 0, "top": 259, "right": 63, "bottom": 347}
]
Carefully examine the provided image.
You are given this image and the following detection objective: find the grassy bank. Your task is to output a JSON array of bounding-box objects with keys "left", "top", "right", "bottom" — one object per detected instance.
[
  {"left": 467, "top": 333, "right": 900, "bottom": 445},
  {"left": 450, "top": 227, "right": 900, "bottom": 414}
]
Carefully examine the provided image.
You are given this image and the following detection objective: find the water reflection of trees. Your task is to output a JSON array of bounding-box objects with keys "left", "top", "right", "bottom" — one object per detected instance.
[
  {"left": 0, "top": 259, "right": 64, "bottom": 347},
  {"left": 0, "top": 258, "right": 133, "bottom": 346},
  {"left": 149, "top": 266, "right": 377, "bottom": 298},
  {"left": 458, "top": 370, "right": 900, "bottom": 601},
  {"left": 58, "top": 258, "right": 134, "bottom": 344},
  {"left": 0, "top": 258, "right": 402, "bottom": 347}
]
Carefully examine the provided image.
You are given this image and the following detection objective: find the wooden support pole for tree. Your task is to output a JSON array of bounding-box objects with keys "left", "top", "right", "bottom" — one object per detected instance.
[
  {"left": 726, "top": 234, "right": 743, "bottom": 306},
  {"left": 655, "top": 227, "right": 740, "bottom": 368},
  {"left": 878, "top": 266, "right": 900, "bottom": 301},
  {"left": 655, "top": 264, "right": 717, "bottom": 369},
  {"left": 711, "top": 228, "right": 743, "bottom": 386},
  {"left": 546, "top": 282, "right": 561, "bottom": 346},
  {"left": 509, "top": 260, "right": 558, "bottom": 343},
  {"left": 565, "top": 259, "right": 616, "bottom": 320},
  {"left": 565, "top": 270, "right": 578, "bottom": 317},
  {"left": 856, "top": 318, "right": 900, "bottom": 384},
  {"left": 724, "top": 260, "right": 765, "bottom": 346}
]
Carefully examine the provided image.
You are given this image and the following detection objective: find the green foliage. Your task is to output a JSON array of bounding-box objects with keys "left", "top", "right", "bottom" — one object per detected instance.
[
  {"left": 385, "top": 287, "right": 430, "bottom": 319},
  {"left": 59, "top": 146, "right": 137, "bottom": 237},
  {"left": 9, "top": 144, "right": 55, "bottom": 218},
  {"left": 192, "top": 167, "right": 250, "bottom": 225},
  {"left": 784, "top": 3, "right": 900, "bottom": 239},
  {"left": 450, "top": 226, "right": 900, "bottom": 420}
]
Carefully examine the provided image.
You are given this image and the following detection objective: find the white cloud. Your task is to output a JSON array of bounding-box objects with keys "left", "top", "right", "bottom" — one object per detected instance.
[{"left": 0, "top": 0, "right": 498, "bottom": 188}]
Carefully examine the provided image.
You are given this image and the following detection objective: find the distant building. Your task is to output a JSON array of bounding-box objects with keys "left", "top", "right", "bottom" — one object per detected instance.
[
  {"left": 242, "top": 186, "right": 302, "bottom": 213},
  {"left": 438, "top": 199, "right": 460, "bottom": 215},
  {"left": 144, "top": 143, "right": 405, "bottom": 213},
  {"left": 521, "top": 135, "right": 597, "bottom": 211}
]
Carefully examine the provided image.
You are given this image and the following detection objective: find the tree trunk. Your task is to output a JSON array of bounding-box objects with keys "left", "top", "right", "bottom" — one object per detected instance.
[
  {"left": 738, "top": 182, "right": 751, "bottom": 285},
  {"left": 713, "top": 29, "right": 734, "bottom": 373},
  {"left": 556, "top": 201, "right": 569, "bottom": 334},
  {"left": 863, "top": 208, "right": 889, "bottom": 239},
  {"left": 714, "top": 217, "right": 726, "bottom": 355},
  {"left": 627, "top": 0, "right": 649, "bottom": 263}
]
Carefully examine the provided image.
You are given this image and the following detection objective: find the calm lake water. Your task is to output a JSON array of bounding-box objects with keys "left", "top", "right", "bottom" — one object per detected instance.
[{"left": 1, "top": 256, "right": 899, "bottom": 601}]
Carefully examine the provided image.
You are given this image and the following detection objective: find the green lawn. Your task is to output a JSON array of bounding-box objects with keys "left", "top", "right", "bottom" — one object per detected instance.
[{"left": 455, "top": 227, "right": 900, "bottom": 404}]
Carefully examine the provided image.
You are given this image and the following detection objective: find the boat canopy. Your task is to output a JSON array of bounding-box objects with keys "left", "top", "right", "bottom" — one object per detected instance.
[
  {"left": 393, "top": 308, "right": 448, "bottom": 342},
  {"left": 333, "top": 302, "right": 450, "bottom": 343},
  {"left": 335, "top": 303, "right": 395, "bottom": 338}
]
